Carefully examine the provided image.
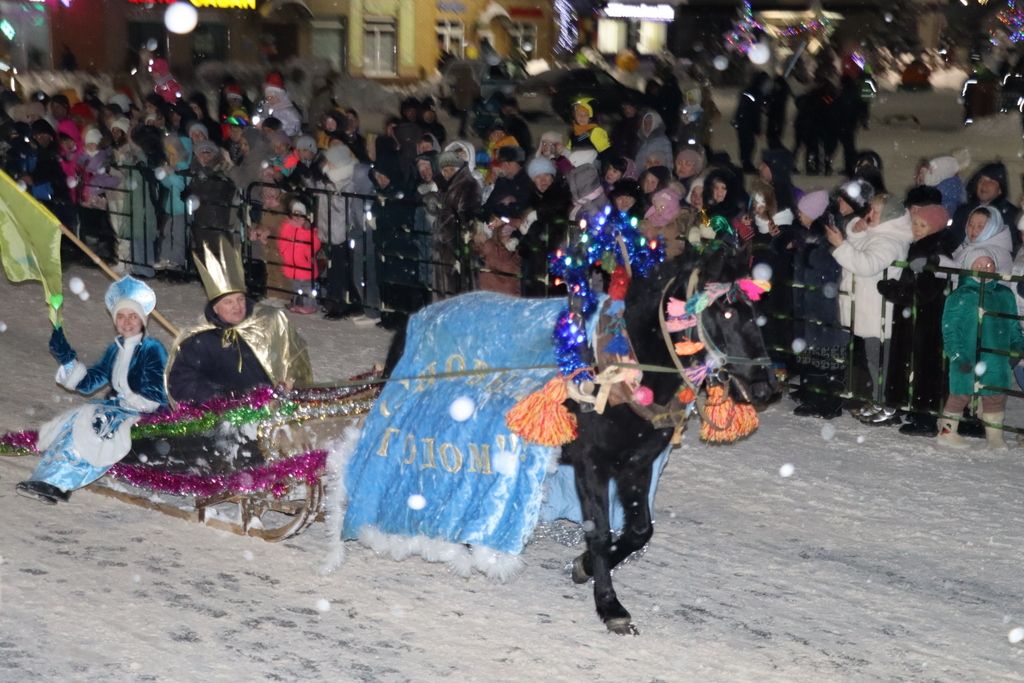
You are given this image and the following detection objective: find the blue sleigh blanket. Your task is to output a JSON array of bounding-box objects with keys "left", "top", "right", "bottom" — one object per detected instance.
[{"left": 342, "top": 292, "right": 670, "bottom": 556}]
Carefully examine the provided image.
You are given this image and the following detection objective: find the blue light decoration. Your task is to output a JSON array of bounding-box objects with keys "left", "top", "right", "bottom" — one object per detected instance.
[
  {"left": 547, "top": 206, "right": 665, "bottom": 381},
  {"left": 554, "top": 0, "right": 578, "bottom": 55},
  {"left": 997, "top": 0, "right": 1024, "bottom": 43}
]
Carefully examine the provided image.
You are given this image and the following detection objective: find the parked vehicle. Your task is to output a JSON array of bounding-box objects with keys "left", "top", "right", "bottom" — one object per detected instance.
[
  {"left": 439, "top": 59, "right": 527, "bottom": 112},
  {"left": 515, "top": 68, "right": 644, "bottom": 120}
]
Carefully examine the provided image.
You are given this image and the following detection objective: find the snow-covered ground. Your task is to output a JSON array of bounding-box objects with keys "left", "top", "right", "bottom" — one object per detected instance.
[{"left": 2, "top": 89, "right": 1024, "bottom": 681}]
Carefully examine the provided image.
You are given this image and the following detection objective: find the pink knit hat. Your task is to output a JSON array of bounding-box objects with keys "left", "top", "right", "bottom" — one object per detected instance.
[
  {"left": 913, "top": 204, "right": 950, "bottom": 234},
  {"left": 797, "top": 190, "right": 829, "bottom": 221}
]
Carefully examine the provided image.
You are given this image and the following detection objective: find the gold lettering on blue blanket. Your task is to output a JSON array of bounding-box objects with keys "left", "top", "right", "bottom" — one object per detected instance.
[{"left": 375, "top": 428, "right": 522, "bottom": 476}]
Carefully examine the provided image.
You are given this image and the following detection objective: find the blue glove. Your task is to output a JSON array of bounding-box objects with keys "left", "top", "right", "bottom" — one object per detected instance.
[{"left": 49, "top": 325, "right": 77, "bottom": 365}]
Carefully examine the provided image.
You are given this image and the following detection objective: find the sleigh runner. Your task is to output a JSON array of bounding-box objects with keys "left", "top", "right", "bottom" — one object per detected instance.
[{"left": 1, "top": 374, "right": 382, "bottom": 541}]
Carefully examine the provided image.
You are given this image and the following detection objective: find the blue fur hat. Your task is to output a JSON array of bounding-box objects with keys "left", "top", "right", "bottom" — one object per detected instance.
[{"left": 105, "top": 276, "right": 157, "bottom": 327}]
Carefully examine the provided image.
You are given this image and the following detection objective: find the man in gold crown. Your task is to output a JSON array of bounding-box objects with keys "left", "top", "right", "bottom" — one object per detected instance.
[{"left": 165, "top": 238, "right": 313, "bottom": 405}]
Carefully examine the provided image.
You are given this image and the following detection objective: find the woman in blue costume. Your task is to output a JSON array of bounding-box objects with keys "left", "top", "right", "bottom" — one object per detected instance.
[{"left": 16, "top": 277, "right": 168, "bottom": 504}]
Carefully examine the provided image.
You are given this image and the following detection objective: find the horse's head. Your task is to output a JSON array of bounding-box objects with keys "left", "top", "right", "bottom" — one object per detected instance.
[{"left": 659, "top": 248, "right": 776, "bottom": 409}]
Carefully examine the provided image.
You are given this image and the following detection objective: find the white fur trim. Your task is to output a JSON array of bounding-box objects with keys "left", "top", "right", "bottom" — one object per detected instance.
[
  {"left": 357, "top": 526, "right": 525, "bottom": 582},
  {"left": 55, "top": 359, "right": 87, "bottom": 390},
  {"left": 318, "top": 426, "right": 363, "bottom": 575},
  {"left": 120, "top": 389, "right": 160, "bottom": 413},
  {"left": 772, "top": 208, "right": 794, "bottom": 226}
]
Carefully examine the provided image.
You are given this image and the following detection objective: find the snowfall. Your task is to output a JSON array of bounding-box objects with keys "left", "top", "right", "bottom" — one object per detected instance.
[{"left": 2, "top": 84, "right": 1024, "bottom": 683}]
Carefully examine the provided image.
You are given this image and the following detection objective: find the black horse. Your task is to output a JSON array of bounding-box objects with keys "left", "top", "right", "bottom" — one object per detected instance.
[
  {"left": 382, "top": 247, "right": 774, "bottom": 634},
  {"left": 560, "top": 247, "right": 774, "bottom": 634}
]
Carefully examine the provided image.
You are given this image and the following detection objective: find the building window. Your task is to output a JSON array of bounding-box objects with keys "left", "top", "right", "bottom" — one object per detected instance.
[
  {"left": 192, "top": 24, "right": 228, "bottom": 64},
  {"left": 312, "top": 19, "right": 347, "bottom": 73},
  {"left": 436, "top": 19, "right": 465, "bottom": 59},
  {"left": 363, "top": 17, "right": 397, "bottom": 77},
  {"left": 508, "top": 22, "right": 537, "bottom": 59}
]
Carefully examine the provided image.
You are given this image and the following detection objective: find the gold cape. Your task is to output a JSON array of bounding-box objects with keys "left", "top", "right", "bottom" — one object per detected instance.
[{"left": 164, "top": 304, "right": 313, "bottom": 405}]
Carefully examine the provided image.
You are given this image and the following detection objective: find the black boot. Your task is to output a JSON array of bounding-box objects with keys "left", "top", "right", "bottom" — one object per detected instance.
[
  {"left": 15, "top": 480, "right": 69, "bottom": 505},
  {"left": 958, "top": 406, "right": 985, "bottom": 438}
]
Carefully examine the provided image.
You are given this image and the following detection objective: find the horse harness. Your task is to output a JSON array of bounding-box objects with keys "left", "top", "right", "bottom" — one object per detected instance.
[{"left": 568, "top": 267, "right": 771, "bottom": 445}]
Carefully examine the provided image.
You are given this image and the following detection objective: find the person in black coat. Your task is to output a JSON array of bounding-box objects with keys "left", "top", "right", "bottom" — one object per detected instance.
[
  {"left": 877, "top": 203, "right": 953, "bottom": 436},
  {"left": 610, "top": 95, "right": 641, "bottom": 161},
  {"left": 498, "top": 96, "right": 531, "bottom": 155},
  {"left": 182, "top": 139, "right": 238, "bottom": 254},
  {"left": 520, "top": 156, "right": 571, "bottom": 297},
  {"left": 759, "top": 147, "right": 798, "bottom": 211},
  {"left": 484, "top": 146, "right": 532, "bottom": 219},
  {"left": 831, "top": 75, "right": 863, "bottom": 177},
  {"left": 370, "top": 154, "right": 427, "bottom": 327},
  {"left": 733, "top": 71, "right": 770, "bottom": 173},
  {"left": 435, "top": 150, "right": 481, "bottom": 297},
  {"left": 418, "top": 97, "right": 448, "bottom": 148},
  {"left": 765, "top": 74, "right": 791, "bottom": 151},
  {"left": 794, "top": 76, "right": 838, "bottom": 175},
  {"left": 949, "top": 161, "right": 1022, "bottom": 255},
  {"left": 791, "top": 190, "right": 847, "bottom": 418},
  {"left": 703, "top": 166, "right": 747, "bottom": 222}
]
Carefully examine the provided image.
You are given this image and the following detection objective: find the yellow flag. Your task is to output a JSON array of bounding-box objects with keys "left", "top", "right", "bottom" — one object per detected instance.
[{"left": 0, "top": 170, "right": 64, "bottom": 324}]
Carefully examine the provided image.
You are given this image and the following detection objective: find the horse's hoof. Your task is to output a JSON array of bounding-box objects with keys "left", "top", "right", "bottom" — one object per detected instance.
[
  {"left": 605, "top": 618, "right": 638, "bottom": 635},
  {"left": 571, "top": 555, "right": 590, "bottom": 584}
]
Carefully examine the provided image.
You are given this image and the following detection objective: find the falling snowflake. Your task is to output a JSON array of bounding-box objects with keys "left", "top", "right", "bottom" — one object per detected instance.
[
  {"left": 820, "top": 424, "right": 836, "bottom": 441},
  {"left": 713, "top": 55, "right": 729, "bottom": 71},
  {"left": 791, "top": 338, "right": 807, "bottom": 354},
  {"left": 492, "top": 450, "right": 519, "bottom": 477},
  {"left": 752, "top": 263, "right": 773, "bottom": 282},
  {"left": 856, "top": 435, "right": 865, "bottom": 444},
  {"left": 975, "top": 361, "right": 987, "bottom": 376},
  {"left": 1009, "top": 626, "right": 1024, "bottom": 644},
  {"left": 755, "top": 315, "right": 767, "bottom": 327},
  {"left": 0, "top": 321, "right": 6, "bottom": 333},
  {"left": 68, "top": 277, "right": 85, "bottom": 295},
  {"left": 242, "top": 550, "right": 254, "bottom": 561},
  {"left": 448, "top": 396, "right": 475, "bottom": 422},
  {"left": 407, "top": 494, "right": 427, "bottom": 511},
  {"left": 316, "top": 598, "right": 331, "bottom": 612},
  {"left": 822, "top": 283, "right": 838, "bottom": 299},
  {"left": 779, "top": 463, "right": 795, "bottom": 478}
]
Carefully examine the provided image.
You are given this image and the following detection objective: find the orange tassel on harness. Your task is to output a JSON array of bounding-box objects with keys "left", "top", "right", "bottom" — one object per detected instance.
[
  {"left": 699, "top": 385, "right": 759, "bottom": 443},
  {"left": 506, "top": 375, "right": 578, "bottom": 446}
]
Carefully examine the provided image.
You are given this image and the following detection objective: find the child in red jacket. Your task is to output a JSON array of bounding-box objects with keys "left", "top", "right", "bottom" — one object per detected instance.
[{"left": 277, "top": 200, "right": 322, "bottom": 314}]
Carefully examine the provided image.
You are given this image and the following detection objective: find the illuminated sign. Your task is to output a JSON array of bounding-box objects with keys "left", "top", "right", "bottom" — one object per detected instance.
[
  {"left": 127, "top": 0, "right": 256, "bottom": 8},
  {"left": 603, "top": 2, "right": 675, "bottom": 22},
  {"left": 0, "top": 19, "right": 13, "bottom": 40}
]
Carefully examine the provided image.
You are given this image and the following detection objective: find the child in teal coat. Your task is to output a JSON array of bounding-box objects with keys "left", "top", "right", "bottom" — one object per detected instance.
[{"left": 938, "top": 247, "right": 1024, "bottom": 448}]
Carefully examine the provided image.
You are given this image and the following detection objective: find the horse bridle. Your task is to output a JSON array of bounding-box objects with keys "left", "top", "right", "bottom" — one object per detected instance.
[{"left": 658, "top": 271, "right": 773, "bottom": 403}]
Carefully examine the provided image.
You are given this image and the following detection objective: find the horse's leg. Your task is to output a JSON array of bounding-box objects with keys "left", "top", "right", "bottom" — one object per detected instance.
[
  {"left": 605, "top": 459, "right": 655, "bottom": 572},
  {"left": 571, "top": 456, "right": 635, "bottom": 634}
]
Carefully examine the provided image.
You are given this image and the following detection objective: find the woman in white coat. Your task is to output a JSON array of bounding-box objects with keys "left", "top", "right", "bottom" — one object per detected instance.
[{"left": 826, "top": 181, "right": 913, "bottom": 422}]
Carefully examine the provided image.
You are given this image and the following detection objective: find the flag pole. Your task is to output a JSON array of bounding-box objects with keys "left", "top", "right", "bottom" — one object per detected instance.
[{"left": 58, "top": 223, "right": 181, "bottom": 338}]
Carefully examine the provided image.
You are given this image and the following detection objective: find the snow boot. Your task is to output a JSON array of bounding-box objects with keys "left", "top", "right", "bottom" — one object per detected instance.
[
  {"left": 936, "top": 418, "right": 969, "bottom": 448},
  {"left": 983, "top": 412, "right": 1009, "bottom": 450},
  {"left": 15, "top": 480, "right": 59, "bottom": 505}
]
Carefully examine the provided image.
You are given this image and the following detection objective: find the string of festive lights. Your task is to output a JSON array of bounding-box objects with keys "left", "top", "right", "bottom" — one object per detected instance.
[
  {"left": 997, "top": 0, "right": 1024, "bottom": 43},
  {"left": 724, "top": 0, "right": 763, "bottom": 53},
  {"left": 554, "top": 0, "right": 578, "bottom": 55},
  {"left": 547, "top": 207, "right": 665, "bottom": 381}
]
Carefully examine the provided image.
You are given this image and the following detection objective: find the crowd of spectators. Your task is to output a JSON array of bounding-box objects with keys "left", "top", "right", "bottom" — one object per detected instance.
[{"left": 2, "top": 58, "right": 1022, "bottom": 446}]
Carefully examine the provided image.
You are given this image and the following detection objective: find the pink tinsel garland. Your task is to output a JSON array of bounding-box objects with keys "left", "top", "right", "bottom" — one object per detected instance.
[
  {"left": 0, "top": 430, "right": 37, "bottom": 450},
  {"left": 106, "top": 450, "right": 328, "bottom": 498}
]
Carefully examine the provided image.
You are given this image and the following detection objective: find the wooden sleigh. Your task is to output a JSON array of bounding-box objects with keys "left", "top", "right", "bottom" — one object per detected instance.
[{"left": 2, "top": 372, "right": 382, "bottom": 542}]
